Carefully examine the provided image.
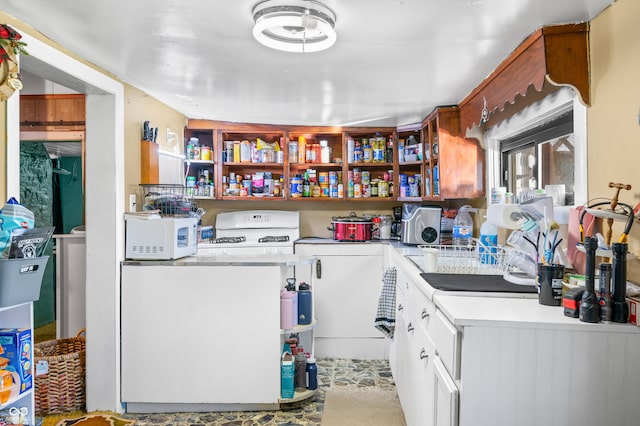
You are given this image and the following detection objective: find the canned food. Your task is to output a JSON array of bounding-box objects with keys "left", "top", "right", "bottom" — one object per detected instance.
[
  {"left": 362, "top": 183, "right": 370, "bottom": 197},
  {"left": 329, "top": 171, "right": 338, "bottom": 185},
  {"left": 362, "top": 170, "right": 370, "bottom": 183},
  {"left": 330, "top": 184, "right": 339, "bottom": 198},
  {"left": 354, "top": 183, "right": 362, "bottom": 198},
  {"left": 200, "top": 146, "right": 211, "bottom": 161},
  {"left": 352, "top": 168, "right": 361, "bottom": 184},
  {"left": 378, "top": 181, "right": 390, "bottom": 197},
  {"left": 290, "top": 175, "right": 303, "bottom": 198},
  {"left": 319, "top": 172, "right": 329, "bottom": 185}
]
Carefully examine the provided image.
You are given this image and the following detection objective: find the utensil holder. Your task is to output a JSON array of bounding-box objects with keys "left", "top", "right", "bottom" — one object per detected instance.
[{"left": 537, "top": 263, "right": 564, "bottom": 306}]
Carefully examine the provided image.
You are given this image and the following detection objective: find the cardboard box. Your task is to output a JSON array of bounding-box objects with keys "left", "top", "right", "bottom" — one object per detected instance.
[
  {"left": 628, "top": 296, "right": 640, "bottom": 326},
  {"left": 0, "top": 328, "right": 32, "bottom": 394}
]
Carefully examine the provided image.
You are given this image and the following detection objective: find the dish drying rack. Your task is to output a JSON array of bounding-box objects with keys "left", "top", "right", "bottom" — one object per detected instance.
[
  {"left": 139, "top": 184, "right": 196, "bottom": 216},
  {"left": 419, "top": 238, "right": 510, "bottom": 275}
]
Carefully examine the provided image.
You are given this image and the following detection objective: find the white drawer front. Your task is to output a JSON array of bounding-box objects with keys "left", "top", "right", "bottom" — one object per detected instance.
[{"left": 430, "top": 309, "right": 460, "bottom": 379}]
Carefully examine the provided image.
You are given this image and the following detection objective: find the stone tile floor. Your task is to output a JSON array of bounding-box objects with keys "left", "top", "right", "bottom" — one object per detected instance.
[{"left": 121, "top": 358, "right": 396, "bottom": 425}]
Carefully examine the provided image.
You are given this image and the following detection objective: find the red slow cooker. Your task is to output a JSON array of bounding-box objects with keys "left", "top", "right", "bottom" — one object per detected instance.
[{"left": 328, "top": 212, "right": 373, "bottom": 242}]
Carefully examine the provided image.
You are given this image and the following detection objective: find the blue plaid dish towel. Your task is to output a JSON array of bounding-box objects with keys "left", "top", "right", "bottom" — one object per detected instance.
[{"left": 374, "top": 267, "right": 397, "bottom": 339}]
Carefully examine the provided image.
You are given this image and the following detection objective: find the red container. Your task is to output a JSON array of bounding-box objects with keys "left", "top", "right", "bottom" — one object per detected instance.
[{"left": 329, "top": 212, "right": 372, "bottom": 241}]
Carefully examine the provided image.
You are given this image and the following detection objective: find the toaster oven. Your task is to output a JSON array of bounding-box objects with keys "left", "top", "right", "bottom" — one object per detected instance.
[{"left": 125, "top": 216, "right": 198, "bottom": 260}]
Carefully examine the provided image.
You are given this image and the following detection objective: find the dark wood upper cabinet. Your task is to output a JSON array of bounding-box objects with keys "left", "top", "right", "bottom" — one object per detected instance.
[{"left": 458, "top": 23, "right": 589, "bottom": 134}]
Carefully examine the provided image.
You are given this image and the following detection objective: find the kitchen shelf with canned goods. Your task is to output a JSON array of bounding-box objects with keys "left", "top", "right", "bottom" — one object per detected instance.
[
  {"left": 344, "top": 129, "right": 395, "bottom": 200},
  {"left": 397, "top": 124, "right": 426, "bottom": 200},
  {"left": 184, "top": 128, "right": 215, "bottom": 199},
  {"left": 184, "top": 117, "right": 484, "bottom": 202},
  {"left": 420, "top": 106, "right": 484, "bottom": 200},
  {"left": 220, "top": 129, "right": 286, "bottom": 199}
]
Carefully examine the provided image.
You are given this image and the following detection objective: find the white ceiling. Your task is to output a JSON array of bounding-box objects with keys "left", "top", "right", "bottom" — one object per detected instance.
[{"left": 4, "top": 0, "right": 614, "bottom": 127}]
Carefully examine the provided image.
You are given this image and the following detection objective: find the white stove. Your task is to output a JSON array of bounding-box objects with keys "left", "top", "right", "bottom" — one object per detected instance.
[{"left": 198, "top": 210, "right": 300, "bottom": 255}]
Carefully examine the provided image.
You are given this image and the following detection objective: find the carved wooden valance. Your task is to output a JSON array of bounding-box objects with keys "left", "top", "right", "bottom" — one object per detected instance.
[{"left": 458, "top": 23, "right": 589, "bottom": 134}]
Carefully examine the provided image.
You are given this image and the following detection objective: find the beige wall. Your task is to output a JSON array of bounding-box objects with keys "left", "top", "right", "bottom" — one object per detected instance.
[
  {"left": 589, "top": 0, "right": 640, "bottom": 279},
  {"left": 123, "top": 86, "right": 187, "bottom": 202}
]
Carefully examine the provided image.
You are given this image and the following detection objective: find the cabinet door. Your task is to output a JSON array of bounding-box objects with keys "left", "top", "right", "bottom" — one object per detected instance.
[
  {"left": 433, "top": 356, "right": 459, "bottom": 426},
  {"left": 297, "top": 252, "right": 384, "bottom": 338},
  {"left": 409, "top": 329, "right": 435, "bottom": 426},
  {"left": 121, "top": 265, "right": 281, "bottom": 404}
]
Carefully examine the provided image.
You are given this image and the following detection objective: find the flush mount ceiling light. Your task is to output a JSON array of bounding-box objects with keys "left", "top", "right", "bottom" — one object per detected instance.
[{"left": 252, "top": 0, "right": 337, "bottom": 53}]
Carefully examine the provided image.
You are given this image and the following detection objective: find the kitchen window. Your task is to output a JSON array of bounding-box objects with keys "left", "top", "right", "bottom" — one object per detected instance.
[
  {"left": 500, "top": 111, "right": 574, "bottom": 203},
  {"left": 484, "top": 87, "right": 587, "bottom": 208}
]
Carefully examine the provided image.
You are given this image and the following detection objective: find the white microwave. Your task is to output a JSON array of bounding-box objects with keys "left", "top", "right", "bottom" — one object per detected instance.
[{"left": 125, "top": 216, "right": 198, "bottom": 260}]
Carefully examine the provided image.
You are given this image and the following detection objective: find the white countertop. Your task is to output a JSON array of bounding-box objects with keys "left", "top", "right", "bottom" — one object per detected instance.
[
  {"left": 123, "top": 254, "right": 316, "bottom": 267},
  {"left": 387, "top": 242, "right": 640, "bottom": 333},
  {"left": 433, "top": 293, "right": 640, "bottom": 332}
]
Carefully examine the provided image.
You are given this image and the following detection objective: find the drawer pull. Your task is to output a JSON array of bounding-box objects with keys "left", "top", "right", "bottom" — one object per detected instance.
[
  {"left": 407, "top": 323, "right": 414, "bottom": 333},
  {"left": 398, "top": 304, "right": 404, "bottom": 311},
  {"left": 421, "top": 309, "right": 429, "bottom": 320},
  {"left": 419, "top": 348, "right": 428, "bottom": 360}
]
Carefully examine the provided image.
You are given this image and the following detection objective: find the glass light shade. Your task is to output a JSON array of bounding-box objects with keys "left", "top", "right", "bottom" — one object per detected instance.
[{"left": 252, "top": 1, "right": 337, "bottom": 53}]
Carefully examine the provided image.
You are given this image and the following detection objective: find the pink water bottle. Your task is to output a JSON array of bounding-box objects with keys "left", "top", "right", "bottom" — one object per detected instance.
[
  {"left": 280, "top": 289, "right": 296, "bottom": 330},
  {"left": 285, "top": 278, "right": 298, "bottom": 328}
]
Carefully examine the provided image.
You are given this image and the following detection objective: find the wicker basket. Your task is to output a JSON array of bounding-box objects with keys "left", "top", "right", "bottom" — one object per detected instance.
[{"left": 34, "top": 328, "right": 86, "bottom": 415}]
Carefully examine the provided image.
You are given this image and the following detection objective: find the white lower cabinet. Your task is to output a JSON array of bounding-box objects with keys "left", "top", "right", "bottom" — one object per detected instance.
[
  {"left": 392, "top": 264, "right": 456, "bottom": 426},
  {"left": 390, "top": 246, "right": 640, "bottom": 426},
  {"left": 433, "top": 355, "right": 459, "bottom": 426},
  {"left": 294, "top": 243, "right": 387, "bottom": 359},
  {"left": 121, "top": 264, "right": 283, "bottom": 412}
]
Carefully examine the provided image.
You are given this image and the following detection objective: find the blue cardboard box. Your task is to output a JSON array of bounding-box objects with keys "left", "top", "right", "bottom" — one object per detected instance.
[{"left": 0, "top": 328, "right": 32, "bottom": 395}]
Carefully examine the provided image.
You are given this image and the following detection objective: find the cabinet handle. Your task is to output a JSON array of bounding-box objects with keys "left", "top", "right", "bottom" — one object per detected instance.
[
  {"left": 407, "top": 323, "right": 414, "bottom": 333},
  {"left": 421, "top": 309, "right": 429, "bottom": 320},
  {"left": 419, "top": 348, "right": 428, "bottom": 360},
  {"left": 398, "top": 304, "right": 403, "bottom": 311},
  {"left": 316, "top": 258, "right": 322, "bottom": 279}
]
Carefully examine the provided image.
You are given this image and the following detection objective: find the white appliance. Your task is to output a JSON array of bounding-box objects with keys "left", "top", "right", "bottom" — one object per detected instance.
[
  {"left": 401, "top": 204, "right": 442, "bottom": 245},
  {"left": 125, "top": 215, "right": 198, "bottom": 260},
  {"left": 199, "top": 210, "right": 299, "bottom": 255}
]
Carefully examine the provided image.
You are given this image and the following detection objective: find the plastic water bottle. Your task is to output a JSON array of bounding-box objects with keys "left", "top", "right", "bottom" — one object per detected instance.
[
  {"left": 452, "top": 206, "right": 474, "bottom": 247},
  {"left": 479, "top": 217, "right": 498, "bottom": 264}
]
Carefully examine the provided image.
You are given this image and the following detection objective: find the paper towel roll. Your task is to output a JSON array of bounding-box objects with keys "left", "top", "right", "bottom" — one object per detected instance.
[{"left": 487, "top": 204, "right": 522, "bottom": 229}]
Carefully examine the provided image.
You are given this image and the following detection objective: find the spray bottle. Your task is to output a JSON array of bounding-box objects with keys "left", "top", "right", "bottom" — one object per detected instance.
[{"left": 479, "top": 215, "right": 498, "bottom": 264}]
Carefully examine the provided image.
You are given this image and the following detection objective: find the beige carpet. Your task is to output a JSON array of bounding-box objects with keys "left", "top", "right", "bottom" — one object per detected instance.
[{"left": 321, "top": 388, "right": 406, "bottom": 426}]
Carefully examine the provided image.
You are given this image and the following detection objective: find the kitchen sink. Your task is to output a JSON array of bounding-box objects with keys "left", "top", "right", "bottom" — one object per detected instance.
[{"left": 405, "top": 254, "right": 538, "bottom": 296}]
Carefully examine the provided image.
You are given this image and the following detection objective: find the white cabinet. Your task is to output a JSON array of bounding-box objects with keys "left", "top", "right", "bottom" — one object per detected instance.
[
  {"left": 390, "top": 245, "right": 640, "bottom": 426},
  {"left": 391, "top": 258, "right": 454, "bottom": 426},
  {"left": 0, "top": 302, "right": 35, "bottom": 426},
  {"left": 294, "top": 242, "right": 387, "bottom": 359},
  {"left": 121, "top": 256, "right": 317, "bottom": 412},
  {"left": 433, "top": 356, "right": 458, "bottom": 426},
  {"left": 121, "top": 263, "right": 283, "bottom": 412}
]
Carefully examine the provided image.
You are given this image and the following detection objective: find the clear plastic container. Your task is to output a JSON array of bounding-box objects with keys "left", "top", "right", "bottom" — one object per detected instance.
[{"left": 453, "top": 206, "right": 474, "bottom": 246}]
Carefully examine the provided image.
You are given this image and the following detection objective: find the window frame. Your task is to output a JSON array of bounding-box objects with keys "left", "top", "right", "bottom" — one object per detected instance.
[
  {"left": 500, "top": 110, "right": 574, "bottom": 196},
  {"left": 484, "top": 87, "right": 587, "bottom": 208}
]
